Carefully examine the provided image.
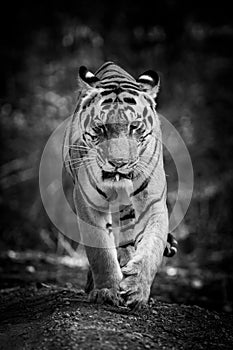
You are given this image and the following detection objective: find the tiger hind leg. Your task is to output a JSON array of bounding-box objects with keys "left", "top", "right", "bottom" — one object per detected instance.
[{"left": 85, "top": 268, "right": 94, "bottom": 294}]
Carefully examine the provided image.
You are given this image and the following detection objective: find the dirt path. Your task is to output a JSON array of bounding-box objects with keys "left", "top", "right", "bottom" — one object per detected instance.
[{"left": 0, "top": 284, "right": 232, "bottom": 350}]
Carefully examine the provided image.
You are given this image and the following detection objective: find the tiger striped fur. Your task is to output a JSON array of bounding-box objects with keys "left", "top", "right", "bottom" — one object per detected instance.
[{"left": 63, "top": 62, "right": 173, "bottom": 309}]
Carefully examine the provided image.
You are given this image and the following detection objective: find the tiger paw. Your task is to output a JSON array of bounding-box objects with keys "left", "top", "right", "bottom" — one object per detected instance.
[
  {"left": 119, "top": 258, "right": 151, "bottom": 310},
  {"left": 88, "top": 288, "right": 124, "bottom": 307}
]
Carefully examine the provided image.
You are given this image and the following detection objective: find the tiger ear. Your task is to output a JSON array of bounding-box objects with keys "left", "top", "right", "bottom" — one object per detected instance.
[
  {"left": 78, "top": 66, "right": 99, "bottom": 91},
  {"left": 137, "top": 70, "right": 160, "bottom": 98}
]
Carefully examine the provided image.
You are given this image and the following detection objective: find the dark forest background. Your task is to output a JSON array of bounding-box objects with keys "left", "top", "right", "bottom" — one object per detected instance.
[{"left": 0, "top": 0, "right": 233, "bottom": 313}]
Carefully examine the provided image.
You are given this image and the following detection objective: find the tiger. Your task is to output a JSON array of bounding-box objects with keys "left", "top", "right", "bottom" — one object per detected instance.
[{"left": 63, "top": 62, "right": 177, "bottom": 309}]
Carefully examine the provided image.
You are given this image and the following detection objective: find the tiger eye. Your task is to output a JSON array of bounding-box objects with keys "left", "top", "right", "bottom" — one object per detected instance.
[{"left": 130, "top": 121, "right": 141, "bottom": 129}]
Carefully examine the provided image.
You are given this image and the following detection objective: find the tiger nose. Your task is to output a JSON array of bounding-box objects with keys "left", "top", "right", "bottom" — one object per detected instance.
[{"left": 108, "top": 159, "right": 128, "bottom": 168}]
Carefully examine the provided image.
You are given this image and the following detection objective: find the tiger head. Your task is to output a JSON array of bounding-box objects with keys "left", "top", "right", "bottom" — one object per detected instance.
[{"left": 67, "top": 62, "right": 162, "bottom": 189}]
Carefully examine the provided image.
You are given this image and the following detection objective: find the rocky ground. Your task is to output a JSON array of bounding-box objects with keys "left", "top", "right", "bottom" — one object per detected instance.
[
  {"left": 0, "top": 284, "right": 233, "bottom": 350},
  {"left": 0, "top": 251, "right": 232, "bottom": 349}
]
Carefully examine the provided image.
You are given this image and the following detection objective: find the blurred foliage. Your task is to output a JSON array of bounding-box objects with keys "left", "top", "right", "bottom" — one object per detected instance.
[{"left": 0, "top": 0, "right": 233, "bottom": 311}]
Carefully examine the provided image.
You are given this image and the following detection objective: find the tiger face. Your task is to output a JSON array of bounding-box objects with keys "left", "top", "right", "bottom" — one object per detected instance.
[
  {"left": 90, "top": 120, "right": 139, "bottom": 183},
  {"left": 68, "top": 64, "right": 161, "bottom": 189}
]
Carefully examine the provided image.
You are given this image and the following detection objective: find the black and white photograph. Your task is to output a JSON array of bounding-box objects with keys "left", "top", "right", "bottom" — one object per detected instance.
[{"left": 0, "top": 1, "right": 233, "bottom": 349}]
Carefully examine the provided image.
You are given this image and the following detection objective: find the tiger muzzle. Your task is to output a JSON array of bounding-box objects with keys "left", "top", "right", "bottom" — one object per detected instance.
[
  {"left": 102, "top": 169, "right": 134, "bottom": 181},
  {"left": 98, "top": 137, "right": 138, "bottom": 181}
]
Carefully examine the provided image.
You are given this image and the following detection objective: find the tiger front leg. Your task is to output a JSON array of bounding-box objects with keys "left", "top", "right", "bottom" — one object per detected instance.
[
  {"left": 85, "top": 244, "right": 123, "bottom": 306},
  {"left": 120, "top": 211, "right": 168, "bottom": 309},
  {"left": 77, "top": 201, "right": 123, "bottom": 306}
]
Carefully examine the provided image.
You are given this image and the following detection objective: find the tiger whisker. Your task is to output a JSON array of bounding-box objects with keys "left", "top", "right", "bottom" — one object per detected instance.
[
  {"left": 141, "top": 165, "right": 151, "bottom": 177},
  {"left": 66, "top": 156, "right": 96, "bottom": 161},
  {"left": 72, "top": 160, "right": 96, "bottom": 170},
  {"left": 139, "top": 162, "right": 151, "bottom": 171},
  {"left": 136, "top": 165, "right": 151, "bottom": 179},
  {"left": 140, "top": 159, "right": 157, "bottom": 168},
  {"left": 84, "top": 162, "right": 96, "bottom": 171},
  {"left": 65, "top": 155, "right": 96, "bottom": 161},
  {"left": 67, "top": 158, "right": 96, "bottom": 165},
  {"left": 65, "top": 147, "right": 95, "bottom": 153},
  {"left": 64, "top": 145, "right": 90, "bottom": 149},
  {"left": 139, "top": 152, "right": 159, "bottom": 160}
]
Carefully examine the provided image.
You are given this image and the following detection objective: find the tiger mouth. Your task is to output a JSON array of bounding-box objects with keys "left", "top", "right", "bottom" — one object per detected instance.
[{"left": 102, "top": 170, "right": 133, "bottom": 181}]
